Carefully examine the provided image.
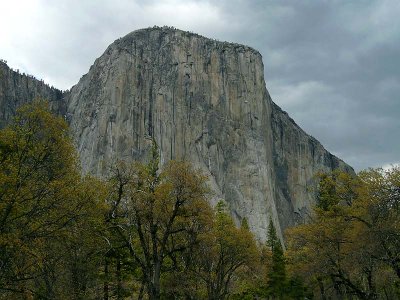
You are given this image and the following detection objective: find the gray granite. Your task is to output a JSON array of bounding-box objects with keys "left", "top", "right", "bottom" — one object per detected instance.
[{"left": 0, "top": 27, "right": 353, "bottom": 242}]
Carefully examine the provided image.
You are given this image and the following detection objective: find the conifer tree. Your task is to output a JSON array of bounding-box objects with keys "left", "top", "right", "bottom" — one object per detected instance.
[{"left": 266, "top": 219, "right": 286, "bottom": 298}]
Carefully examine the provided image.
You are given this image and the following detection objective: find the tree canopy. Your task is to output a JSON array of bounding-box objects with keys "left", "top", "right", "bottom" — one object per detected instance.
[
  {"left": 286, "top": 167, "right": 400, "bottom": 299},
  {"left": 3, "top": 101, "right": 398, "bottom": 299},
  {"left": 0, "top": 101, "right": 107, "bottom": 298}
]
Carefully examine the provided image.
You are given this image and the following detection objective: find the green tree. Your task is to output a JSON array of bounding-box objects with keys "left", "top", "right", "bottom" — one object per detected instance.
[
  {"left": 0, "top": 101, "right": 107, "bottom": 299},
  {"left": 266, "top": 219, "right": 286, "bottom": 298}
]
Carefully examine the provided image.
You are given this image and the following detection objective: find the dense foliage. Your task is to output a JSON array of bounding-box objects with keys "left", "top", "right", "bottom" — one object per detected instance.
[
  {"left": 286, "top": 169, "right": 400, "bottom": 299},
  {"left": 0, "top": 101, "right": 108, "bottom": 298},
  {"left": 0, "top": 103, "right": 265, "bottom": 299},
  {"left": 1, "top": 102, "right": 398, "bottom": 299}
]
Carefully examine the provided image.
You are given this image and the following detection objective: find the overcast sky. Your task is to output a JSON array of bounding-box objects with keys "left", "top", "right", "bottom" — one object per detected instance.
[{"left": 1, "top": 0, "right": 399, "bottom": 171}]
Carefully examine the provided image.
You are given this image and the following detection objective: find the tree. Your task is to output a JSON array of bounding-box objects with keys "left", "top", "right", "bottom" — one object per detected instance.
[
  {"left": 187, "top": 201, "right": 260, "bottom": 300},
  {"left": 316, "top": 170, "right": 358, "bottom": 211},
  {"left": 55, "top": 176, "right": 108, "bottom": 299},
  {"left": 286, "top": 209, "right": 369, "bottom": 299},
  {"left": 355, "top": 167, "right": 400, "bottom": 280},
  {"left": 286, "top": 168, "right": 400, "bottom": 299},
  {"left": 0, "top": 101, "right": 107, "bottom": 298},
  {"left": 266, "top": 219, "right": 286, "bottom": 298},
  {"left": 106, "top": 147, "right": 214, "bottom": 300}
]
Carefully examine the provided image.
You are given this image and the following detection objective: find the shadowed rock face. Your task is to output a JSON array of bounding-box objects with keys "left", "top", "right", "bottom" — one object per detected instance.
[
  {"left": 271, "top": 102, "right": 353, "bottom": 232},
  {"left": 0, "top": 61, "right": 64, "bottom": 128},
  {"left": 0, "top": 27, "right": 353, "bottom": 242}
]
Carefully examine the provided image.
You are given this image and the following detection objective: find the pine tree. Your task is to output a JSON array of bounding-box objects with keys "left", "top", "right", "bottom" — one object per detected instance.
[{"left": 266, "top": 219, "right": 286, "bottom": 298}]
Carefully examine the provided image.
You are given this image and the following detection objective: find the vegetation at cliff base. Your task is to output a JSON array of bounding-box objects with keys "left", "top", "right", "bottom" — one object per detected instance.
[
  {"left": 0, "top": 102, "right": 263, "bottom": 299},
  {"left": 0, "top": 101, "right": 108, "bottom": 298},
  {"left": 0, "top": 102, "right": 399, "bottom": 299},
  {"left": 286, "top": 169, "right": 400, "bottom": 299}
]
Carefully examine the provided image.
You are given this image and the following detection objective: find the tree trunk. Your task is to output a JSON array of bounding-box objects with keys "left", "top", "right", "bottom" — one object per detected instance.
[
  {"left": 149, "top": 261, "right": 161, "bottom": 300},
  {"left": 138, "top": 281, "right": 145, "bottom": 300},
  {"left": 103, "top": 256, "right": 109, "bottom": 300},
  {"left": 116, "top": 259, "right": 122, "bottom": 299},
  {"left": 317, "top": 277, "right": 327, "bottom": 300}
]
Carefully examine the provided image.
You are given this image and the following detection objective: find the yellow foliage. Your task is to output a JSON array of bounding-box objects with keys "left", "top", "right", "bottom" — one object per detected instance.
[{"left": 286, "top": 168, "right": 400, "bottom": 299}]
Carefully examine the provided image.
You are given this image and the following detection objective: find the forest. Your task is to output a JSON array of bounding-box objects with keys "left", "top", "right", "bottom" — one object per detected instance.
[{"left": 0, "top": 101, "right": 399, "bottom": 299}]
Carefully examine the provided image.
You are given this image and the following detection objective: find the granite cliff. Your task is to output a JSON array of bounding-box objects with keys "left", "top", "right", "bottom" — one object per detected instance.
[
  {"left": 0, "top": 60, "right": 64, "bottom": 128},
  {"left": 0, "top": 27, "right": 353, "bottom": 242}
]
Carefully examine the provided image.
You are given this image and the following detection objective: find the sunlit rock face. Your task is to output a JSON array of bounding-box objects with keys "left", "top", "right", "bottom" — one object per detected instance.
[
  {"left": 65, "top": 27, "right": 353, "bottom": 241},
  {"left": 0, "top": 27, "right": 353, "bottom": 242}
]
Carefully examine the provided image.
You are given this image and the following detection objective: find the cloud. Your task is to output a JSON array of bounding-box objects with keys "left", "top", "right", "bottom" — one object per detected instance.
[
  {"left": 382, "top": 162, "right": 400, "bottom": 171},
  {"left": 0, "top": 0, "right": 398, "bottom": 171},
  {"left": 0, "top": 0, "right": 229, "bottom": 88}
]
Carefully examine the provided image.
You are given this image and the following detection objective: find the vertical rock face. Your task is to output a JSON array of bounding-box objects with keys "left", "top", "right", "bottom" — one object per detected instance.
[
  {"left": 66, "top": 27, "right": 353, "bottom": 242},
  {"left": 0, "top": 27, "right": 353, "bottom": 242},
  {"left": 271, "top": 103, "right": 353, "bottom": 232},
  {"left": 0, "top": 61, "right": 64, "bottom": 128}
]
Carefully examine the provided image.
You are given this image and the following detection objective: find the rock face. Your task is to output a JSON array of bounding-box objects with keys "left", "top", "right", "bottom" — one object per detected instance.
[
  {"left": 271, "top": 102, "right": 353, "bottom": 232},
  {"left": 66, "top": 27, "right": 353, "bottom": 241},
  {"left": 0, "top": 27, "right": 353, "bottom": 242},
  {"left": 0, "top": 60, "right": 64, "bottom": 128}
]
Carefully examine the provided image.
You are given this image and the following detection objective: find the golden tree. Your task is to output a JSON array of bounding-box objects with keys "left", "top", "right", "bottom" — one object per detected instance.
[
  {"left": 106, "top": 149, "right": 213, "bottom": 300},
  {"left": 186, "top": 201, "right": 260, "bottom": 300},
  {"left": 286, "top": 168, "right": 400, "bottom": 299}
]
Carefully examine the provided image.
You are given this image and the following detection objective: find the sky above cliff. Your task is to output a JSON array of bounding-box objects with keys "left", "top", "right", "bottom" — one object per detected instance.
[{"left": 0, "top": 0, "right": 399, "bottom": 171}]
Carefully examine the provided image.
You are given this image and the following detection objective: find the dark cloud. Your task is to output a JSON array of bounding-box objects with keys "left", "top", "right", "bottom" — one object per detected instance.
[
  {"left": 215, "top": 0, "right": 400, "bottom": 171},
  {"left": 0, "top": 0, "right": 398, "bottom": 171}
]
